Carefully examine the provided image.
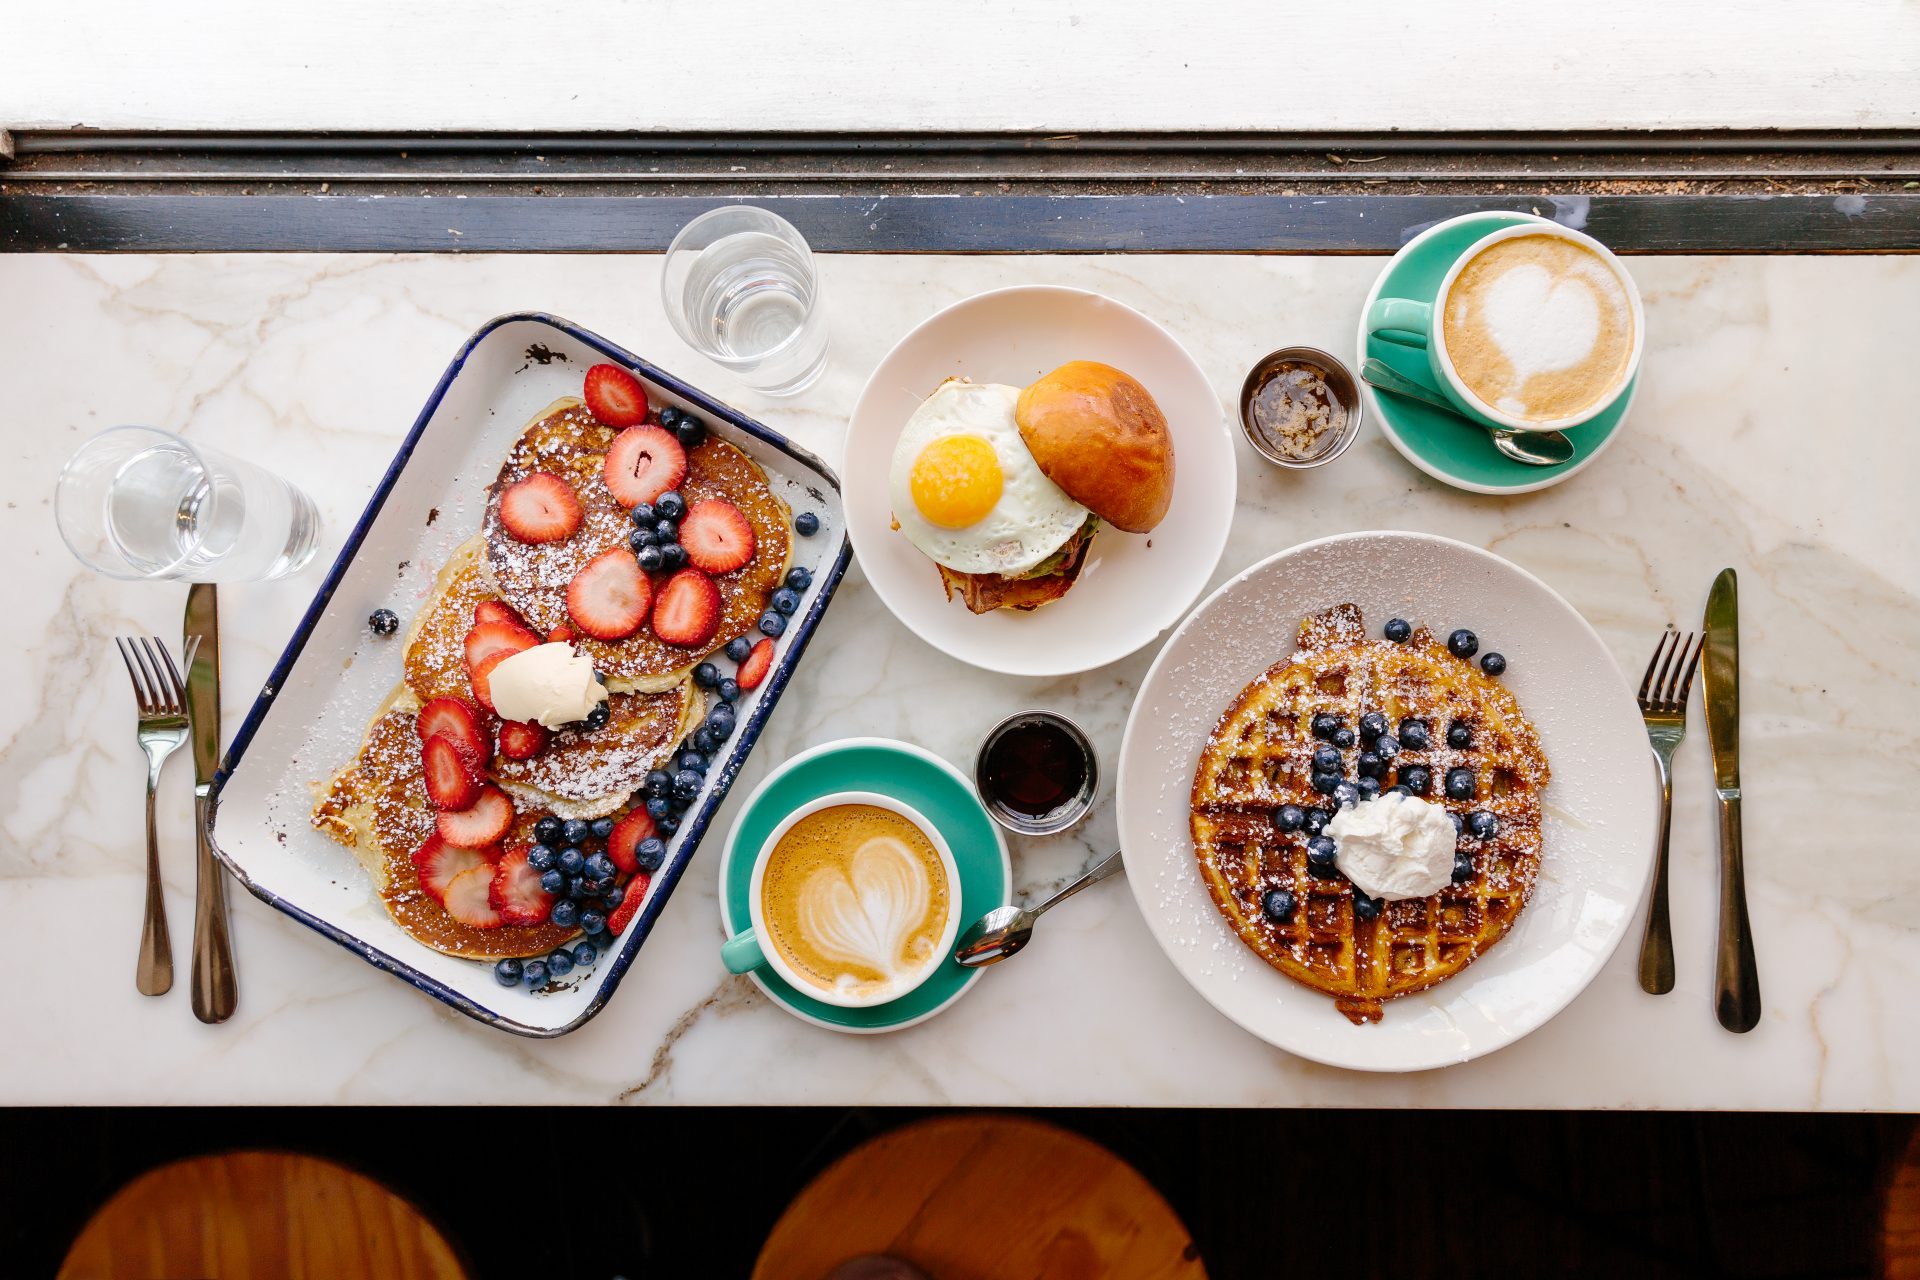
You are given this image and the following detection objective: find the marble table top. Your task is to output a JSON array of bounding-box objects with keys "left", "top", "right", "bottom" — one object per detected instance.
[{"left": 3, "top": 251, "right": 1914, "bottom": 1108}]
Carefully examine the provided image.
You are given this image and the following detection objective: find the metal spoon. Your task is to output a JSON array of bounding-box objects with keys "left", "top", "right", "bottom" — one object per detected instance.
[
  {"left": 953, "top": 850, "right": 1125, "bottom": 967},
  {"left": 1360, "top": 359, "right": 1576, "bottom": 467}
]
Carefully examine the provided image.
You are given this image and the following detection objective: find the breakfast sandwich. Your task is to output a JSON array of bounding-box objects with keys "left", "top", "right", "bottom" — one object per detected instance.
[{"left": 888, "top": 361, "right": 1175, "bottom": 613}]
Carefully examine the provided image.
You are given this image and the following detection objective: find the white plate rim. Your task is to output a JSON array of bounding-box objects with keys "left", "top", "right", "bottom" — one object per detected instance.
[{"left": 1116, "top": 529, "right": 1657, "bottom": 1072}]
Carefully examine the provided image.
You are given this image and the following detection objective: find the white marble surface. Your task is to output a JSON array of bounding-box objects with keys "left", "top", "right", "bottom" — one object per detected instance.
[{"left": 1, "top": 251, "right": 1915, "bottom": 1108}]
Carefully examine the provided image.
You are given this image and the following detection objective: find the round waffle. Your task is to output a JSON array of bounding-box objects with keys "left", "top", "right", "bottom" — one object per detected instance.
[{"left": 1189, "top": 603, "right": 1549, "bottom": 1024}]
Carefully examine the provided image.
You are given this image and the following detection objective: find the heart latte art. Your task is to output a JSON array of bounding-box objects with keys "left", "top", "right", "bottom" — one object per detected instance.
[
  {"left": 1442, "top": 233, "right": 1635, "bottom": 424},
  {"left": 760, "top": 804, "right": 951, "bottom": 1001}
]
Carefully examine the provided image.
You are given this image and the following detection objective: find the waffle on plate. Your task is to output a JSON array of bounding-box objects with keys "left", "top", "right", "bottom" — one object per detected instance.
[{"left": 1190, "top": 604, "right": 1549, "bottom": 1024}]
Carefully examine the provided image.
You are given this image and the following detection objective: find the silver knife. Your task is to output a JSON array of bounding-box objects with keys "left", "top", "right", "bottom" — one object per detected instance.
[
  {"left": 184, "top": 583, "right": 238, "bottom": 1023},
  {"left": 1702, "top": 568, "right": 1760, "bottom": 1032}
]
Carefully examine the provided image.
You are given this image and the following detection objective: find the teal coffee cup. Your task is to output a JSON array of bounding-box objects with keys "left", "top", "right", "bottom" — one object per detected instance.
[{"left": 1365, "top": 222, "right": 1644, "bottom": 433}]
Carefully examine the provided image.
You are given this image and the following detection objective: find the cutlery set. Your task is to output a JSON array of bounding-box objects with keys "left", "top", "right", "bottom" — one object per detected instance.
[{"left": 1634, "top": 567, "right": 1760, "bottom": 1032}]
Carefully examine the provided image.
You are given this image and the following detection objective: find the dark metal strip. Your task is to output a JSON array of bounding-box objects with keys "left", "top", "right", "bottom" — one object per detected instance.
[{"left": 4, "top": 193, "right": 1916, "bottom": 254}]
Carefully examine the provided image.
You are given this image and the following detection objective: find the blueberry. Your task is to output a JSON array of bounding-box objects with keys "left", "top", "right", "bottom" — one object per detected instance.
[
  {"left": 629, "top": 529, "right": 656, "bottom": 556},
  {"left": 678, "top": 749, "right": 708, "bottom": 774},
  {"left": 656, "top": 813, "right": 679, "bottom": 836},
  {"left": 1374, "top": 734, "right": 1400, "bottom": 761},
  {"left": 1448, "top": 628, "right": 1479, "bottom": 659},
  {"left": 717, "top": 678, "right": 740, "bottom": 702},
  {"left": 572, "top": 942, "right": 598, "bottom": 966},
  {"left": 1399, "top": 765, "right": 1432, "bottom": 795},
  {"left": 709, "top": 702, "right": 736, "bottom": 730},
  {"left": 585, "top": 852, "right": 616, "bottom": 880},
  {"left": 493, "top": 958, "right": 523, "bottom": 987},
  {"left": 643, "top": 769, "right": 672, "bottom": 798},
  {"left": 579, "top": 909, "right": 607, "bottom": 936},
  {"left": 1311, "top": 770, "right": 1341, "bottom": 795},
  {"left": 1449, "top": 811, "right": 1465, "bottom": 836},
  {"left": 368, "top": 608, "right": 399, "bottom": 637},
  {"left": 785, "top": 566, "right": 813, "bottom": 592},
  {"left": 725, "top": 636, "right": 754, "bottom": 663},
  {"left": 601, "top": 884, "right": 625, "bottom": 911},
  {"left": 629, "top": 501, "right": 657, "bottom": 527},
  {"left": 1385, "top": 785, "right": 1412, "bottom": 798},
  {"left": 594, "top": 669, "right": 609, "bottom": 685},
  {"left": 706, "top": 717, "right": 734, "bottom": 745},
  {"left": 1467, "top": 810, "right": 1499, "bottom": 840},
  {"left": 1399, "top": 719, "right": 1430, "bottom": 750},
  {"left": 590, "top": 817, "right": 616, "bottom": 841},
  {"left": 1303, "top": 807, "right": 1332, "bottom": 836},
  {"left": 693, "top": 726, "right": 720, "bottom": 753},
  {"left": 694, "top": 662, "right": 721, "bottom": 688},
  {"left": 635, "top": 836, "right": 666, "bottom": 871},
  {"left": 1452, "top": 850, "right": 1475, "bottom": 884},
  {"left": 1306, "top": 835, "right": 1338, "bottom": 868},
  {"left": 1356, "top": 777, "right": 1381, "bottom": 801},
  {"left": 568, "top": 876, "right": 594, "bottom": 900},
  {"left": 771, "top": 588, "right": 800, "bottom": 616},
  {"left": 1333, "top": 781, "right": 1360, "bottom": 809},
  {"left": 521, "top": 960, "right": 549, "bottom": 987},
  {"left": 758, "top": 612, "right": 786, "bottom": 638},
  {"left": 1261, "top": 888, "right": 1298, "bottom": 923},
  {"left": 1480, "top": 652, "right": 1507, "bottom": 677},
  {"left": 656, "top": 491, "right": 687, "bottom": 521},
  {"left": 657, "top": 406, "right": 682, "bottom": 428},
  {"left": 1273, "top": 804, "right": 1305, "bottom": 833},
  {"left": 635, "top": 543, "right": 665, "bottom": 572},
  {"left": 1445, "top": 767, "right": 1476, "bottom": 801},
  {"left": 1352, "top": 892, "right": 1381, "bottom": 921},
  {"left": 1312, "top": 744, "right": 1342, "bottom": 773},
  {"left": 534, "top": 815, "right": 562, "bottom": 844},
  {"left": 659, "top": 543, "right": 688, "bottom": 572},
  {"left": 794, "top": 511, "right": 820, "bottom": 536},
  {"left": 540, "top": 868, "right": 566, "bottom": 895},
  {"left": 527, "top": 844, "right": 556, "bottom": 871},
  {"left": 654, "top": 519, "right": 679, "bottom": 544},
  {"left": 1384, "top": 618, "right": 1412, "bottom": 643},
  {"left": 645, "top": 795, "right": 671, "bottom": 821},
  {"left": 1310, "top": 712, "right": 1340, "bottom": 740},
  {"left": 672, "top": 769, "right": 702, "bottom": 801},
  {"left": 584, "top": 701, "right": 611, "bottom": 730},
  {"left": 1359, "top": 711, "right": 1388, "bottom": 741},
  {"left": 1448, "top": 722, "right": 1472, "bottom": 749},
  {"left": 561, "top": 818, "right": 591, "bottom": 846},
  {"left": 1331, "top": 726, "right": 1357, "bottom": 750},
  {"left": 674, "top": 416, "right": 705, "bottom": 447},
  {"left": 558, "top": 847, "right": 585, "bottom": 875},
  {"left": 550, "top": 899, "right": 579, "bottom": 929},
  {"left": 1356, "top": 751, "right": 1384, "bottom": 779},
  {"left": 547, "top": 949, "right": 575, "bottom": 978}
]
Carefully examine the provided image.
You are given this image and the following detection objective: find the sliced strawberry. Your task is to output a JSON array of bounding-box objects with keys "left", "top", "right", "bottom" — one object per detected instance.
[
  {"left": 651, "top": 568, "right": 722, "bottom": 649},
  {"left": 497, "top": 719, "right": 550, "bottom": 760},
  {"left": 498, "top": 471, "right": 582, "bottom": 544},
  {"left": 443, "top": 864, "right": 505, "bottom": 929},
  {"left": 474, "top": 599, "right": 528, "bottom": 630},
  {"left": 422, "top": 734, "right": 485, "bottom": 811},
  {"left": 415, "top": 695, "right": 491, "bottom": 763},
  {"left": 489, "top": 845, "right": 556, "bottom": 927},
  {"left": 607, "top": 872, "right": 651, "bottom": 935},
  {"left": 409, "top": 835, "right": 492, "bottom": 906},
  {"left": 463, "top": 617, "right": 540, "bottom": 673},
  {"left": 546, "top": 624, "right": 574, "bottom": 644},
  {"left": 469, "top": 649, "right": 517, "bottom": 714},
  {"left": 436, "top": 784, "right": 515, "bottom": 848},
  {"left": 679, "top": 499, "right": 756, "bottom": 575},
  {"left": 602, "top": 425, "right": 687, "bottom": 508},
  {"left": 567, "top": 548, "right": 652, "bottom": 641},
  {"left": 605, "top": 809, "right": 657, "bottom": 875},
  {"left": 584, "top": 363, "right": 649, "bottom": 428},
  {"left": 736, "top": 636, "right": 775, "bottom": 691}
]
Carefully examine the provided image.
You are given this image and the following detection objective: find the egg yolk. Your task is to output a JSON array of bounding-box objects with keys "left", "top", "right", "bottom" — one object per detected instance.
[{"left": 909, "top": 435, "right": 1003, "bottom": 528}]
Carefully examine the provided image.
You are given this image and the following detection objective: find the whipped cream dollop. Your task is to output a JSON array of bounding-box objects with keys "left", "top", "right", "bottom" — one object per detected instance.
[
  {"left": 485, "top": 642, "right": 608, "bottom": 729},
  {"left": 1328, "top": 791, "right": 1457, "bottom": 901}
]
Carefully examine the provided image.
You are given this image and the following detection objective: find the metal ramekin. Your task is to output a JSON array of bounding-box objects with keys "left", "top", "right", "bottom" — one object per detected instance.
[
  {"left": 1237, "top": 346, "right": 1364, "bottom": 469},
  {"left": 973, "top": 710, "right": 1099, "bottom": 836}
]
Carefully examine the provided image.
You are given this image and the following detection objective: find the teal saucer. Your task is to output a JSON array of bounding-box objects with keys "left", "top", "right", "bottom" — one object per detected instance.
[
  {"left": 717, "top": 738, "right": 1010, "bottom": 1033},
  {"left": 1355, "top": 210, "right": 1637, "bottom": 494}
]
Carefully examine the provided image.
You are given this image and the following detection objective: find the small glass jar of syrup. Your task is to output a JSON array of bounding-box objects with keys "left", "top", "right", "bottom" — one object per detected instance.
[{"left": 974, "top": 710, "right": 1099, "bottom": 835}]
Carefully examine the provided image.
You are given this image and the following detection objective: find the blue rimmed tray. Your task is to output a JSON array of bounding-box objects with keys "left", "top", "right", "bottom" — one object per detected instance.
[{"left": 206, "top": 312, "right": 849, "bottom": 1037}]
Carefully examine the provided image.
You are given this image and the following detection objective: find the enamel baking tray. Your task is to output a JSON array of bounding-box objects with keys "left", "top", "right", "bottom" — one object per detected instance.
[{"left": 206, "top": 313, "right": 849, "bottom": 1036}]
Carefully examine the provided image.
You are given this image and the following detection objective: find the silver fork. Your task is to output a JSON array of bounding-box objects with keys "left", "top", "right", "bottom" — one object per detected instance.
[
  {"left": 115, "top": 634, "right": 200, "bottom": 997},
  {"left": 1634, "top": 627, "right": 1704, "bottom": 995}
]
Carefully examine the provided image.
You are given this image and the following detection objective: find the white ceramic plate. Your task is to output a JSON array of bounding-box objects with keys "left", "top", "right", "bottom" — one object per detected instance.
[
  {"left": 843, "top": 286, "right": 1237, "bottom": 677},
  {"left": 1116, "top": 532, "right": 1657, "bottom": 1072}
]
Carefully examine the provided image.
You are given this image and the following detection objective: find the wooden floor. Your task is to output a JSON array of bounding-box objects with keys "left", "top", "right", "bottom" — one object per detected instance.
[{"left": 3, "top": 1110, "right": 1912, "bottom": 1279}]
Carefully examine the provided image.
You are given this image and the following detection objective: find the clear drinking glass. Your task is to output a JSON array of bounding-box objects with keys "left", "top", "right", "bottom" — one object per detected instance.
[
  {"left": 55, "top": 426, "right": 321, "bottom": 582},
  {"left": 661, "top": 206, "right": 829, "bottom": 396}
]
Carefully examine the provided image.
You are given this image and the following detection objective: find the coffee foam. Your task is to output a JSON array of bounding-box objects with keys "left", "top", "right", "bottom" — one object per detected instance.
[
  {"left": 1442, "top": 234, "right": 1634, "bottom": 423},
  {"left": 760, "top": 805, "right": 950, "bottom": 1000}
]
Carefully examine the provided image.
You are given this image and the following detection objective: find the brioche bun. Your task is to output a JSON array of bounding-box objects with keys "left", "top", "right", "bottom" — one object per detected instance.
[{"left": 1015, "top": 361, "right": 1175, "bottom": 533}]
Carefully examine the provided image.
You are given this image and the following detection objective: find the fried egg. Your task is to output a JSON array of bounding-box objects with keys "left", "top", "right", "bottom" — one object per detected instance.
[{"left": 888, "top": 380, "right": 1090, "bottom": 576}]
